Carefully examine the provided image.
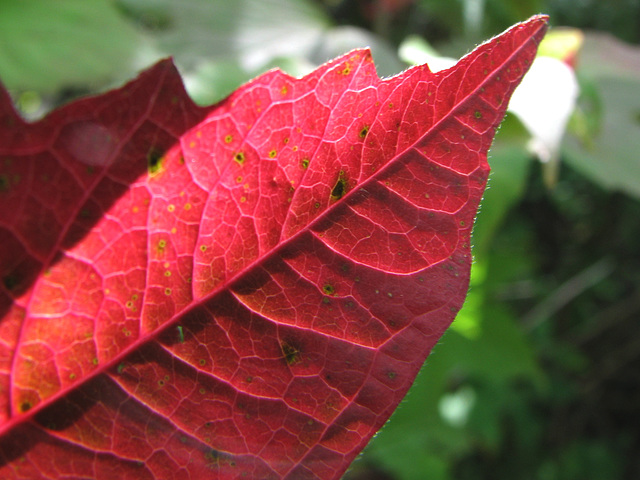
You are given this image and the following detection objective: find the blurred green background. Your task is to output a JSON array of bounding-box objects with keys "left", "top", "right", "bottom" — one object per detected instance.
[{"left": 2, "top": 1, "right": 640, "bottom": 479}]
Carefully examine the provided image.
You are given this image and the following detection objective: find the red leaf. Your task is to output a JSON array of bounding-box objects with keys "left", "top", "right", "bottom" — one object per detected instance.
[{"left": 0, "top": 16, "right": 547, "bottom": 479}]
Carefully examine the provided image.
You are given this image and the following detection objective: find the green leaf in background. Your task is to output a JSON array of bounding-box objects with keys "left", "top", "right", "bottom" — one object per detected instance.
[
  {"left": 116, "top": 0, "right": 403, "bottom": 105},
  {"left": 564, "top": 33, "right": 640, "bottom": 199},
  {"left": 472, "top": 115, "right": 532, "bottom": 257},
  {"left": 117, "top": 0, "right": 330, "bottom": 69},
  {"left": 0, "top": 0, "right": 142, "bottom": 93}
]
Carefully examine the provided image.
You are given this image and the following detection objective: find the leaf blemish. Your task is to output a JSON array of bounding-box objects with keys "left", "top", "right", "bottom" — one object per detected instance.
[
  {"left": 234, "top": 151, "right": 245, "bottom": 165},
  {"left": 331, "top": 174, "right": 348, "bottom": 201},
  {"left": 3, "top": 274, "right": 19, "bottom": 291},
  {"left": 0, "top": 174, "right": 9, "bottom": 192},
  {"left": 281, "top": 341, "right": 301, "bottom": 365},
  {"left": 19, "top": 401, "right": 32, "bottom": 413},
  {"left": 147, "top": 148, "right": 165, "bottom": 177}
]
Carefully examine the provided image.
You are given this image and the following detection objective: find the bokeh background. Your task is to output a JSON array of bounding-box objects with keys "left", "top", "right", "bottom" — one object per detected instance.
[{"left": 2, "top": 1, "right": 639, "bottom": 479}]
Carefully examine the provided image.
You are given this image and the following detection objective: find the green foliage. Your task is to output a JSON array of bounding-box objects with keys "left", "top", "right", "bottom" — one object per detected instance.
[
  {"left": 0, "top": 0, "right": 141, "bottom": 93},
  {"left": 2, "top": 1, "right": 639, "bottom": 478}
]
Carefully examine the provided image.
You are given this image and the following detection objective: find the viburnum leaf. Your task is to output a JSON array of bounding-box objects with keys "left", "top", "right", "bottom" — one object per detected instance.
[{"left": 0, "top": 16, "right": 547, "bottom": 480}]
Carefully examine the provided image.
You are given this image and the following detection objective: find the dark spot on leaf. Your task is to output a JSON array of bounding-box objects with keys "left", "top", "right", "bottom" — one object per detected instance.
[
  {"left": 3, "top": 273, "right": 19, "bottom": 291},
  {"left": 301, "top": 158, "right": 309, "bottom": 169},
  {"left": 177, "top": 325, "right": 184, "bottom": 343},
  {"left": 19, "top": 401, "right": 32, "bottom": 413},
  {"left": 331, "top": 176, "right": 348, "bottom": 201},
  {"left": 281, "top": 341, "right": 301, "bottom": 365},
  {"left": 359, "top": 125, "right": 370, "bottom": 138},
  {"left": 0, "top": 174, "right": 9, "bottom": 192},
  {"left": 147, "top": 148, "right": 165, "bottom": 176},
  {"left": 204, "top": 448, "right": 221, "bottom": 464},
  {"left": 322, "top": 284, "right": 335, "bottom": 295},
  {"left": 234, "top": 151, "right": 245, "bottom": 165}
]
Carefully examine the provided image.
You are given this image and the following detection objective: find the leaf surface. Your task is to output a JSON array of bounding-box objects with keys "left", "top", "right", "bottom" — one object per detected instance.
[{"left": 0, "top": 16, "right": 547, "bottom": 479}]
